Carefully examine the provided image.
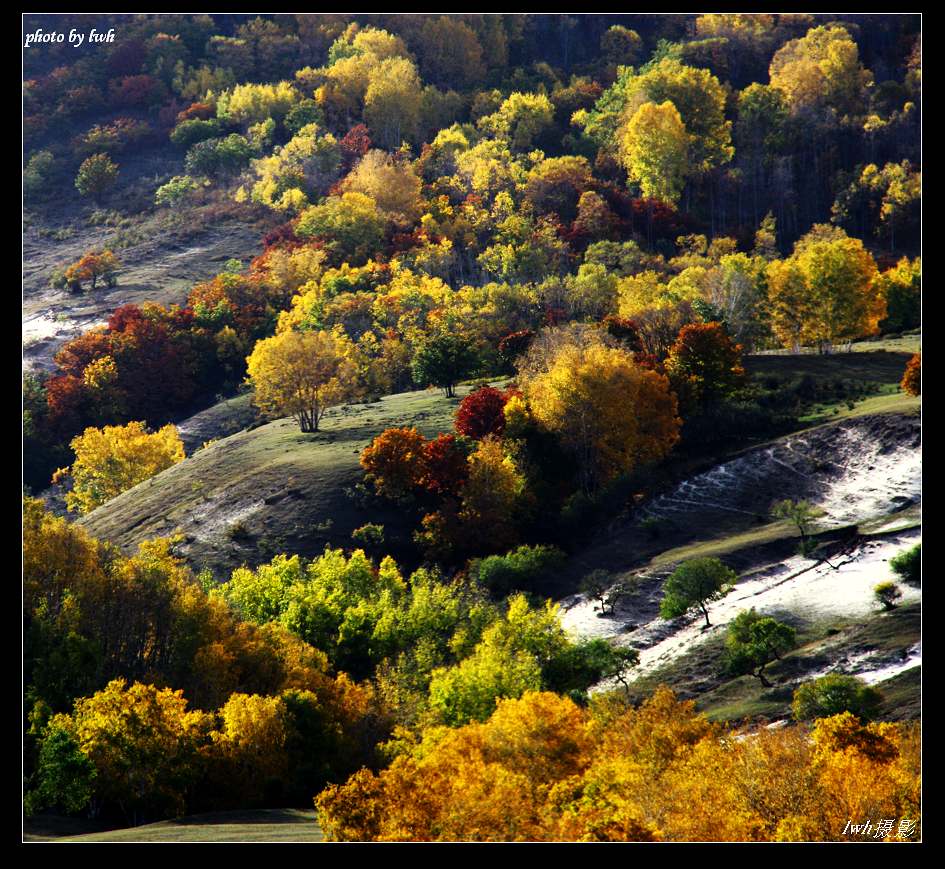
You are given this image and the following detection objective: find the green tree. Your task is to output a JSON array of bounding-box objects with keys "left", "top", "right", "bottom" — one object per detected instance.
[
  {"left": 771, "top": 499, "right": 822, "bottom": 556},
  {"left": 792, "top": 674, "right": 883, "bottom": 723},
  {"left": 75, "top": 153, "right": 119, "bottom": 202},
  {"left": 411, "top": 332, "right": 478, "bottom": 398},
  {"left": 24, "top": 150, "right": 58, "bottom": 200},
  {"left": 295, "top": 192, "right": 387, "bottom": 265},
  {"left": 25, "top": 724, "right": 97, "bottom": 816},
  {"left": 725, "top": 608, "right": 796, "bottom": 687},
  {"left": 659, "top": 557, "right": 736, "bottom": 628}
]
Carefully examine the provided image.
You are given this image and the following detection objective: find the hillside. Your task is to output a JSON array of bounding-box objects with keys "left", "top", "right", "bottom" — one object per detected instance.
[
  {"left": 78, "top": 384, "right": 479, "bottom": 579},
  {"left": 78, "top": 355, "right": 919, "bottom": 587}
]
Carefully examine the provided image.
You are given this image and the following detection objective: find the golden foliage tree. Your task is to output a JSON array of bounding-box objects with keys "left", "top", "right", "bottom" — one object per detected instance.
[
  {"left": 767, "top": 229, "right": 883, "bottom": 351},
  {"left": 56, "top": 421, "right": 185, "bottom": 514},
  {"left": 619, "top": 101, "right": 690, "bottom": 204},
  {"left": 51, "top": 679, "right": 213, "bottom": 823},
  {"left": 522, "top": 337, "right": 681, "bottom": 493},
  {"left": 246, "top": 328, "right": 361, "bottom": 432}
]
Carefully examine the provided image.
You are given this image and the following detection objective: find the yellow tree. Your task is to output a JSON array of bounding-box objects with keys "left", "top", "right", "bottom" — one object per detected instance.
[
  {"left": 769, "top": 24, "right": 873, "bottom": 119},
  {"left": 781, "top": 230, "right": 883, "bottom": 351},
  {"left": 363, "top": 57, "right": 422, "bottom": 149},
  {"left": 619, "top": 101, "right": 690, "bottom": 204},
  {"left": 57, "top": 421, "right": 185, "bottom": 514},
  {"left": 209, "top": 693, "right": 290, "bottom": 805},
  {"left": 458, "top": 435, "right": 526, "bottom": 554},
  {"left": 246, "top": 328, "right": 361, "bottom": 432},
  {"left": 342, "top": 148, "right": 423, "bottom": 227},
  {"left": 52, "top": 679, "right": 213, "bottom": 823},
  {"left": 522, "top": 338, "right": 681, "bottom": 493}
]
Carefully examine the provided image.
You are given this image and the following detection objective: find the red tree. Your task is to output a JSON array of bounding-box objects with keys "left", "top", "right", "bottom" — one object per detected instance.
[
  {"left": 455, "top": 387, "right": 511, "bottom": 440},
  {"left": 498, "top": 329, "right": 535, "bottom": 368},
  {"left": 665, "top": 322, "right": 746, "bottom": 410},
  {"left": 360, "top": 427, "right": 428, "bottom": 499},
  {"left": 420, "top": 434, "right": 468, "bottom": 497},
  {"left": 340, "top": 124, "right": 371, "bottom": 171}
]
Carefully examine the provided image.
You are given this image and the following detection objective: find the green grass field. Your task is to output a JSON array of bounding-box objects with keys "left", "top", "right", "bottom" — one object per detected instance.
[{"left": 26, "top": 809, "right": 323, "bottom": 843}]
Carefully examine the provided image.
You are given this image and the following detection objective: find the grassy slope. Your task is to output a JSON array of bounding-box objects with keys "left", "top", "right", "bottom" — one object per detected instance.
[
  {"left": 79, "top": 348, "right": 918, "bottom": 585},
  {"left": 79, "top": 384, "right": 480, "bottom": 580},
  {"left": 25, "top": 809, "right": 323, "bottom": 843},
  {"left": 745, "top": 347, "right": 920, "bottom": 425},
  {"left": 625, "top": 603, "right": 920, "bottom": 725}
]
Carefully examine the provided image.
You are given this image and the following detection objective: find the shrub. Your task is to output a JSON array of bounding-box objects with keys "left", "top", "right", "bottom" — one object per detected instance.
[
  {"left": 792, "top": 673, "right": 883, "bottom": 722},
  {"left": 170, "top": 118, "right": 224, "bottom": 148},
  {"left": 874, "top": 581, "right": 902, "bottom": 610},
  {"left": 900, "top": 353, "right": 920, "bottom": 396},
  {"left": 890, "top": 543, "right": 920, "bottom": 586},
  {"left": 470, "top": 544, "right": 566, "bottom": 595},
  {"left": 155, "top": 175, "right": 200, "bottom": 207}
]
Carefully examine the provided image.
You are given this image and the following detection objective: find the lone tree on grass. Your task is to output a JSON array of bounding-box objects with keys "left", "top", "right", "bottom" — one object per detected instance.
[
  {"left": 771, "top": 499, "right": 823, "bottom": 556},
  {"left": 659, "top": 557, "right": 736, "bottom": 628},
  {"left": 581, "top": 570, "right": 640, "bottom": 616},
  {"left": 724, "top": 608, "right": 796, "bottom": 688},
  {"left": 246, "top": 329, "right": 361, "bottom": 432},
  {"left": 61, "top": 250, "right": 120, "bottom": 293},
  {"left": 411, "top": 331, "right": 478, "bottom": 398},
  {"left": 75, "top": 153, "right": 119, "bottom": 202}
]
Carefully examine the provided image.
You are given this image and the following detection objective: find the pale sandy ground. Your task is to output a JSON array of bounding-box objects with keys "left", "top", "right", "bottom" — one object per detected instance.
[{"left": 559, "top": 438, "right": 921, "bottom": 688}]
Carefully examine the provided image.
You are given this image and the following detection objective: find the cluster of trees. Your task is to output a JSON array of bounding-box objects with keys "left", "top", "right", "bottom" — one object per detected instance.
[
  {"left": 27, "top": 486, "right": 913, "bottom": 834},
  {"left": 23, "top": 499, "right": 378, "bottom": 823},
  {"left": 358, "top": 324, "right": 683, "bottom": 564},
  {"left": 214, "top": 546, "right": 635, "bottom": 728},
  {"left": 25, "top": 15, "right": 921, "bottom": 508},
  {"left": 24, "top": 499, "right": 634, "bottom": 824},
  {"left": 315, "top": 687, "right": 920, "bottom": 841},
  {"left": 25, "top": 15, "right": 920, "bottom": 251}
]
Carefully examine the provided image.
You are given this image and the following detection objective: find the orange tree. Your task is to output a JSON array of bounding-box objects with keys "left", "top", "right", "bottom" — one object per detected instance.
[{"left": 901, "top": 352, "right": 920, "bottom": 396}]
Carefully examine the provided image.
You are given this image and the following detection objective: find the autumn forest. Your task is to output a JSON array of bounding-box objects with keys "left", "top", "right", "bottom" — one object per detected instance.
[{"left": 22, "top": 13, "right": 921, "bottom": 844}]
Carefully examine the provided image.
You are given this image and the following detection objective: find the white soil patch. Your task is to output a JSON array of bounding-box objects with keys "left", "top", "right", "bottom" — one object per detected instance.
[
  {"left": 560, "top": 529, "right": 921, "bottom": 683},
  {"left": 816, "top": 426, "right": 922, "bottom": 526}
]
